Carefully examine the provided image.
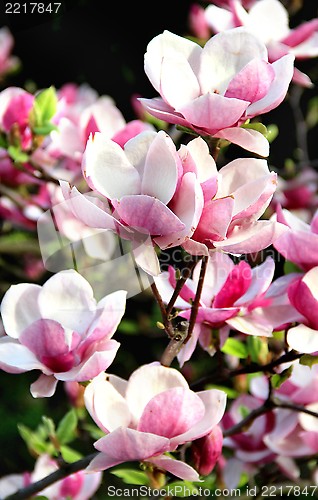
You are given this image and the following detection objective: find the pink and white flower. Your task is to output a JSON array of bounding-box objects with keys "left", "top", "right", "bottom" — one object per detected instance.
[
  {"left": 0, "top": 27, "right": 20, "bottom": 80},
  {"left": 286, "top": 266, "right": 318, "bottom": 353},
  {"left": 154, "top": 252, "right": 301, "bottom": 365},
  {"left": 140, "top": 28, "right": 294, "bottom": 155},
  {"left": 0, "top": 454, "right": 102, "bottom": 499},
  {"left": 84, "top": 362, "right": 227, "bottom": 480},
  {"left": 272, "top": 205, "right": 318, "bottom": 271},
  {"left": 204, "top": 0, "right": 318, "bottom": 87},
  {"left": 0, "top": 269, "right": 126, "bottom": 397}
]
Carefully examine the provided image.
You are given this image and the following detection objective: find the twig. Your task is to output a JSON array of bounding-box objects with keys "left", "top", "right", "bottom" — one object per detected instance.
[
  {"left": 165, "top": 257, "right": 198, "bottom": 317},
  {"left": 185, "top": 255, "right": 208, "bottom": 343},
  {"left": 150, "top": 281, "right": 174, "bottom": 339},
  {"left": 161, "top": 321, "right": 189, "bottom": 367},
  {"left": 4, "top": 452, "right": 99, "bottom": 500}
]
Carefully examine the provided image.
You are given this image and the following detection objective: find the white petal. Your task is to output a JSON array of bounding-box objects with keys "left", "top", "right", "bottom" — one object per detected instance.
[{"left": 1, "top": 283, "right": 42, "bottom": 338}]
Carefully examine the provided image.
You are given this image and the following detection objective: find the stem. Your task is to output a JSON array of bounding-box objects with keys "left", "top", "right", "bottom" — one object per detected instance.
[
  {"left": 160, "top": 321, "right": 189, "bottom": 367},
  {"left": 185, "top": 255, "right": 208, "bottom": 343},
  {"left": 165, "top": 257, "right": 198, "bottom": 317},
  {"left": 4, "top": 453, "right": 98, "bottom": 500},
  {"left": 223, "top": 399, "right": 318, "bottom": 439},
  {"left": 150, "top": 281, "right": 174, "bottom": 339}
]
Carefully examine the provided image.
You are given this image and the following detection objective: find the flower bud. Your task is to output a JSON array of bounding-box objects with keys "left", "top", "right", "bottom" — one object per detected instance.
[{"left": 190, "top": 425, "right": 223, "bottom": 476}]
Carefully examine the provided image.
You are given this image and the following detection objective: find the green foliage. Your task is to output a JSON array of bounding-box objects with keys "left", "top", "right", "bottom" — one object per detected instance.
[
  {"left": 300, "top": 354, "right": 318, "bottom": 368},
  {"left": 271, "top": 365, "right": 293, "bottom": 389},
  {"left": 111, "top": 468, "right": 150, "bottom": 485},
  {"left": 247, "top": 336, "right": 269, "bottom": 364},
  {"left": 30, "top": 86, "right": 58, "bottom": 136},
  {"left": 221, "top": 337, "right": 249, "bottom": 358}
]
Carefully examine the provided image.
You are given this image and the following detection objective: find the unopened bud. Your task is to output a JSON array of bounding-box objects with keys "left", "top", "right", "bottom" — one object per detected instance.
[{"left": 190, "top": 425, "right": 223, "bottom": 476}]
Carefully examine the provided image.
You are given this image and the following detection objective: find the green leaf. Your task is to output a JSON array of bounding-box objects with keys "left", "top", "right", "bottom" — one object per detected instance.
[
  {"left": 284, "top": 260, "right": 303, "bottom": 275},
  {"left": 18, "top": 424, "right": 50, "bottom": 455},
  {"left": 167, "top": 481, "right": 200, "bottom": 497},
  {"left": 111, "top": 468, "right": 150, "bottom": 485},
  {"left": 247, "top": 336, "right": 268, "bottom": 364},
  {"left": 7, "top": 145, "right": 29, "bottom": 163},
  {"left": 33, "top": 123, "right": 58, "bottom": 136},
  {"left": 34, "top": 86, "right": 58, "bottom": 123},
  {"left": 242, "top": 121, "right": 268, "bottom": 136},
  {"left": 271, "top": 365, "right": 293, "bottom": 389},
  {"left": 56, "top": 409, "right": 78, "bottom": 445},
  {"left": 221, "top": 337, "right": 248, "bottom": 359},
  {"left": 59, "top": 445, "right": 83, "bottom": 463},
  {"left": 300, "top": 354, "right": 318, "bottom": 368}
]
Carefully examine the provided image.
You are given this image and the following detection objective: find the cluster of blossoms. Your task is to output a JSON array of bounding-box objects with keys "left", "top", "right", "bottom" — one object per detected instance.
[{"left": 0, "top": 0, "right": 318, "bottom": 497}]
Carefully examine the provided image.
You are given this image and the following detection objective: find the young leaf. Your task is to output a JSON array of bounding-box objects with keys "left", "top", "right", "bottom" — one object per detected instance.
[
  {"left": 56, "top": 409, "right": 78, "bottom": 445},
  {"left": 221, "top": 338, "right": 248, "bottom": 359},
  {"left": 111, "top": 468, "right": 150, "bottom": 485}
]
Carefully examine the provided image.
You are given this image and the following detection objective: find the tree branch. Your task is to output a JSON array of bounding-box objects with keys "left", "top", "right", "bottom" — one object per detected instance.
[{"left": 4, "top": 453, "right": 99, "bottom": 500}]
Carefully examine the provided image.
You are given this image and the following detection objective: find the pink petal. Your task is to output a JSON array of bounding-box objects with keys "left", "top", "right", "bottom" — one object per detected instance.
[
  {"left": 138, "top": 387, "right": 205, "bottom": 438},
  {"left": 213, "top": 260, "right": 252, "bottom": 308},
  {"left": 225, "top": 59, "right": 275, "bottom": 103},
  {"left": 83, "top": 133, "right": 141, "bottom": 200},
  {"left": 213, "top": 220, "right": 288, "bottom": 254},
  {"left": 30, "top": 374, "right": 58, "bottom": 398},
  {"left": 281, "top": 19, "right": 318, "bottom": 48},
  {"left": 56, "top": 339, "right": 120, "bottom": 382},
  {"left": 125, "top": 363, "right": 189, "bottom": 424},
  {"left": 142, "top": 130, "right": 179, "bottom": 204},
  {"left": 287, "top": 324, "right": 318, "bottom": 354},
  {"left": 148, "top": 455, "right": 200, "bottom": 481},
  {"left": 112, "top": 120, "right": 154, "bottom": 148},
  {"left": 235, "top": 257, "right": 275, "bottom": 306},
  {"left": 177, "top": 323, "right": 202, "bottom": 367},
  {"left": 38, "top": 269, "right": 96, "bottom": 334},
  {"left": 180, "top": 307, "right": 239, "bottom": 325},
  {"left": 179, "top": 93, "right": 249, "bottom": 134},
  {"left": 288, "top": 276, "right": 318, "bottom": 329},
  {"left": 113, "top": 195, "right": 185, "bottom": 236},
  {"left": 215, "top": 127, "right": 269, "bottom": 156},
  {"left": 0, "top": 337, "right": 47, "bottom": 373},
  {"left": 20, "top": 319, "right": 79, "bottom": 373},
  {"left": 87, "top": 427, "right": 170, "bottom": 471},
  {"left": 246, "top": 54, "right": 295, "bottom": 117},
  {"left": 193, "top": 196, "right": 234, "bottom": 243},
  {"left": 0, "top": 283, "right": 41, "bottom": 338},
  {"left": 170, "top": 389, "right": 227, "bottom": 446},
  {"left": 155, "top": 172, "right": 204, "bottom": 249},
  {"left": 273, "top": 230, "right": 318, "bottom": 271},
  {"left": 60, "top": 181, "right": 121, "bottom": 231},
  {"left": 84, "top": 373, "right": 130, "bottom": 434}
]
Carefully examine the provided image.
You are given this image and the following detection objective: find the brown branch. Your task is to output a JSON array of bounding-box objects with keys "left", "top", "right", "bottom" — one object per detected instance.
[
  {"left": 150, "top": 281, "right": 174, "bottom": 339},
  {"left": 185, "top": 255, "right": 208, "bottom": 343},
  {"left": 4, "top": 452, "right": 99, "bottom": 500},
  {"left": 161, "top": 321, "right": 189, "bottom": 367},
  {"left": 165, "top": 257, "right": 198, "bottom": 317}
]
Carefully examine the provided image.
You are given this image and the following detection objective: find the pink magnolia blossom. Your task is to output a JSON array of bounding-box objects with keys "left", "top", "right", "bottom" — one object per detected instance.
[
  {"left": 139, "top": 28, "right": 294, "bottom": 155},
  {"left": 48, "top": 90, "right": 154, "bottom": 164},
  {"left": 0, "top": 454, "right": 102, "bottom": 499},
  {"left": 204, "top": 0, "right": 318, "bottom": 87},
  {"left": 61, "top": 132, "right": 212, "bottom": 275},
  {"left": 84, "top": 362, "right": 227, "bottom": 480},
  {"left": 272, "top": 205, "right": 318, "bottom": 271},
  {"left": 251, "top": 363, "right": 318, "bottom": 458},
  {"left": 0, "top": 27, "right": 20, "bottom": 80},
  {"left": 190, "top": 425, "right": 223, "bottom": 475},
  {"left": 154, "top": 252, "right": 301, "bottom": 365},
  {"left": 183, "top": 156, "right": 286, "bottom": 256},
  {"left": 0, "top": 87, "right": 34, "bottom": 149},
  {"left": 0, "top": 269, "right": 126, "bottom": 397},
  {"left": 286, "top": 266, "right": 318, "bottom": 353}
]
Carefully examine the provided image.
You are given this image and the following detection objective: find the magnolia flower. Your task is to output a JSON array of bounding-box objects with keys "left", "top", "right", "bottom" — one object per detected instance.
[
  {"left": 183, "top": 156, "right": 286, "bottom": 256},
  {"left": 0, "top": 86, "right": 34, "bottom": 149},
  {"left": 0, "top": 269, "right": 126, "bottom": 397},
  {"left": 140, "top": 28, "right": 294, "bottom": 156},
  {"left": 0, "top": 454, "right": 102, "bottom": 499},
  {"left": 0, "top": 27, "right": 20, "bottom": 80},
  {"left": 190, "top": 425, "right": 223, "bottom": 475},
  {"left": 154, "top": 252, "right": 301, "bottom": 365},
  {"left": 286, "top": 266, "right": 318, "bottom": 353},
  {"left": 204, "top": 0, "right": 318, "bottom": 87},
  {"left": 272, "top": 205, "right": 318, "bottom": 271},
  {"left": 61, "top": 132, "right": 213, "bottom": 275},
  {"left": 84, "top": 363, "right": 227, "bottom": 481},
  {"left": 251, "top": 363, "right": 318, "bottom": 458}
]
